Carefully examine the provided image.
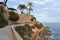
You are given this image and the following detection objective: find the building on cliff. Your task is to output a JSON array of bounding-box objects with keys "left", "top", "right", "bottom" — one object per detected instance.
[{"left": 0, "top": 2, "right": 9, "bottom": 20}]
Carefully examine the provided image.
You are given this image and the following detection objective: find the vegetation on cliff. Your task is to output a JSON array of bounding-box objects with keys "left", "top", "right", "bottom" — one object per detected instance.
[
  {"left": 9, "top": 11, "right": 19, "bottom": 24},
  {"left": 34, "top": 23, "right": 43, "bottom": 29},
  {"left": 0, "top": 13, "right": 8, "bottom": 28},
  {"left": 15, "top": 22, "right": 45, "bottom": 40},
  {"left": 15, "top": 24, "right": 32, "bottom": 40},
  {"left": 15, "top": 22, "right": 52, "bottom": 40}
]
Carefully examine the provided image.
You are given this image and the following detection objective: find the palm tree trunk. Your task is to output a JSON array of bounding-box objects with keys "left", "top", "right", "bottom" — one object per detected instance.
[
  {"left": 28, "top": 10, "right": 31, "bottom": 15},
  {"left": 21, "top": 9, "right": 24, "bottom": 14},
  {"left": 29, "top": 11, "right": 30, "bottom": 15}
]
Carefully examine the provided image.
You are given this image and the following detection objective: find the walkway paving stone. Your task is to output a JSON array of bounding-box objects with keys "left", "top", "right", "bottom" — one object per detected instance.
[{"left": 0, "top": 27, "right": 12, "bottom": 40}]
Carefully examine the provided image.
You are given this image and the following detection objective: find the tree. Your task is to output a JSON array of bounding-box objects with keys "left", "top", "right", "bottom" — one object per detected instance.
[
  {"left": 9, "top": 11, "right": 19, "bottom": 24},
  {"left": 31, "top": 16, "right": 36, "bottom": 22},
  {"left": 0, "top": 13, "right": 8, "bottom": 28},
  {"left": 4, "top": 0, "right": 8, "bottom": 6},
  {"left": 28, "top": 2, "right": 33, "bottom": 15},
  {"left": 18, "top": 4, "right": 27, "bottom": 14}
]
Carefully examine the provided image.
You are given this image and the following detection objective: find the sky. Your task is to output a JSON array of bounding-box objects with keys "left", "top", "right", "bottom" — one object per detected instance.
[{"left": 0, "top": 0, "right": 60, "bottom": 23}]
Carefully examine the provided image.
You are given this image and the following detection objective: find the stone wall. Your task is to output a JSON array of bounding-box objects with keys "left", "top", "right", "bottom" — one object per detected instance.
[{"left": 11, "top": 26, "right": 23, "bottom": 40}]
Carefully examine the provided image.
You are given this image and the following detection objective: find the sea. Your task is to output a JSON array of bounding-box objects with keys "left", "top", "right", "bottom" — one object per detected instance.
[{"left": 43, "top": 23, "right": 60, "bottom": 40}]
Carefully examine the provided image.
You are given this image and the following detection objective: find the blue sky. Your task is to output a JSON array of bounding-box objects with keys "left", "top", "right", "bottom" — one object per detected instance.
[{"left": 0, "top": 0, "right": 60, "bottom": 23}]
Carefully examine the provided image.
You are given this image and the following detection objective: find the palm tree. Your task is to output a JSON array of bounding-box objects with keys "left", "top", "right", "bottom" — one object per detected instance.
[
  {"left": 28, "top": 2, "right": 33, "bottom": 15},
  {"left": 18, "top": 4, "right": 27, "bottom": 14}
]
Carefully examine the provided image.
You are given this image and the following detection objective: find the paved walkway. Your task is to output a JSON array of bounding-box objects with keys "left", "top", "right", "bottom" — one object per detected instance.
[
  {"left": 0, "top": 27, "right": 13, "bottom": 40},
  {"left": 0, "top": 24, "right": 29, "bottom": 40}
]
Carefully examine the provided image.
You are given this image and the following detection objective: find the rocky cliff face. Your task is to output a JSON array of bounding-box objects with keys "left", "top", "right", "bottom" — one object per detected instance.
[
  {"left": 31, "top": 26, "right": 51, "bottom": 40},
  {"left": 15, "top": 23, "right": 52, "bottom": 40}
]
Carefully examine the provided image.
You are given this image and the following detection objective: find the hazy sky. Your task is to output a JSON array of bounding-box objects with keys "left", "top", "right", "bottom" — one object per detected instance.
[{"left": 0, "top": 0, "right": 60, "bottom": 23}]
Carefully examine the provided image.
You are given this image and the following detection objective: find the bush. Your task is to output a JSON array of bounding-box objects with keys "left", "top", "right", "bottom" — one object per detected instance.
[
  {"left": 9, "top": 11, "right": 19, "bottom": 24},
  {"left": 31, "top": 16, "right": 36, "bottom": 22},
  {"left": 0, "top": 13, "right": 8, "bottom": 28},
  {"left": 24, "top": 36, "right": 31, "bottom": 40},
  {"left": 34, "top": 23, "right": 43, "bottom": 29},
  {"left": 31, "top": 18, "right": 34, "bottom": 22},
  {"left": 24, "top": 24, "right": 32, "bottom": 37},
  {"left": 15, "top": 24, "right": 32, "bottom": 40},
  {"left": 15, "top": 26, "right": 24, "bottom": 38}
]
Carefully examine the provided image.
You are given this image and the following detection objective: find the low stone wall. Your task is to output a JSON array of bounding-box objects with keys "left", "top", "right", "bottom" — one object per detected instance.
[{"left": 11, "top": 26, "right": 23, "bottom": 40}]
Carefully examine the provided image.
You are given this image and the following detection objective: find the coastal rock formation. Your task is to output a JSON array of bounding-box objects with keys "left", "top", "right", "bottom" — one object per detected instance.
[
  {"left": 31, "top": 26, "right": 51, "bottom": 40},
  {"left": 15, "top": 23, "right": 52, "bottom": 40}
]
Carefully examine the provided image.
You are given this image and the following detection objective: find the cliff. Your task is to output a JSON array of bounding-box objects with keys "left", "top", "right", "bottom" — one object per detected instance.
[
  {"left": 15, "top": 23, "right": 52, "bottom": 40},
  {"left": 31, "top": 26, "right": 51, "bottom": 40}
]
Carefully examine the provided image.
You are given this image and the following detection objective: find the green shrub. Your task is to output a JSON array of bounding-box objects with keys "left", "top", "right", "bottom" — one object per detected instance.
[
  {"left": 15, "top": 24, "right": 32, "bottom": 40},
  {"left": 31, "top": 18, "right": 34, "bottom": 22},
  {"left": 0, "top": 13, "right": 8, "bottom": 28},
  {"left": 9, "top": 11, "right": 19, "bottom": 24},
  {"left": 31, "top": 16, "right": 36, "bottom": 22},
  {"left": 24, "top": 24, "right": 32, "bottom": 37},
  {"left": 34, "top": 23, "right": 43, "bottom": 29},
  {"left": 24, "top": 36, "right": 31, "bottom": 40},
  {"left": 15, "top": 26, "right": 24, "bottom": 38}
]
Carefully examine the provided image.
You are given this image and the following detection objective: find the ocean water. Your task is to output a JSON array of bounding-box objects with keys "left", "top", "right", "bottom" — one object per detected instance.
[{"left": 43, "top": 23, "right": 60, "bottom": 40}]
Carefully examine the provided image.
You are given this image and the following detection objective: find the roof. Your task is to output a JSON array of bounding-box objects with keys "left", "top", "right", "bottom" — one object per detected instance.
[
  {"left": 0, "top": 2, "right": 5, "bottom": 6},
  {"left": 0, "top": 2, "right": 4, "bottom": 4},
  {"left": 8, "top": 8, "right": 16, "bottom": 10}
]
